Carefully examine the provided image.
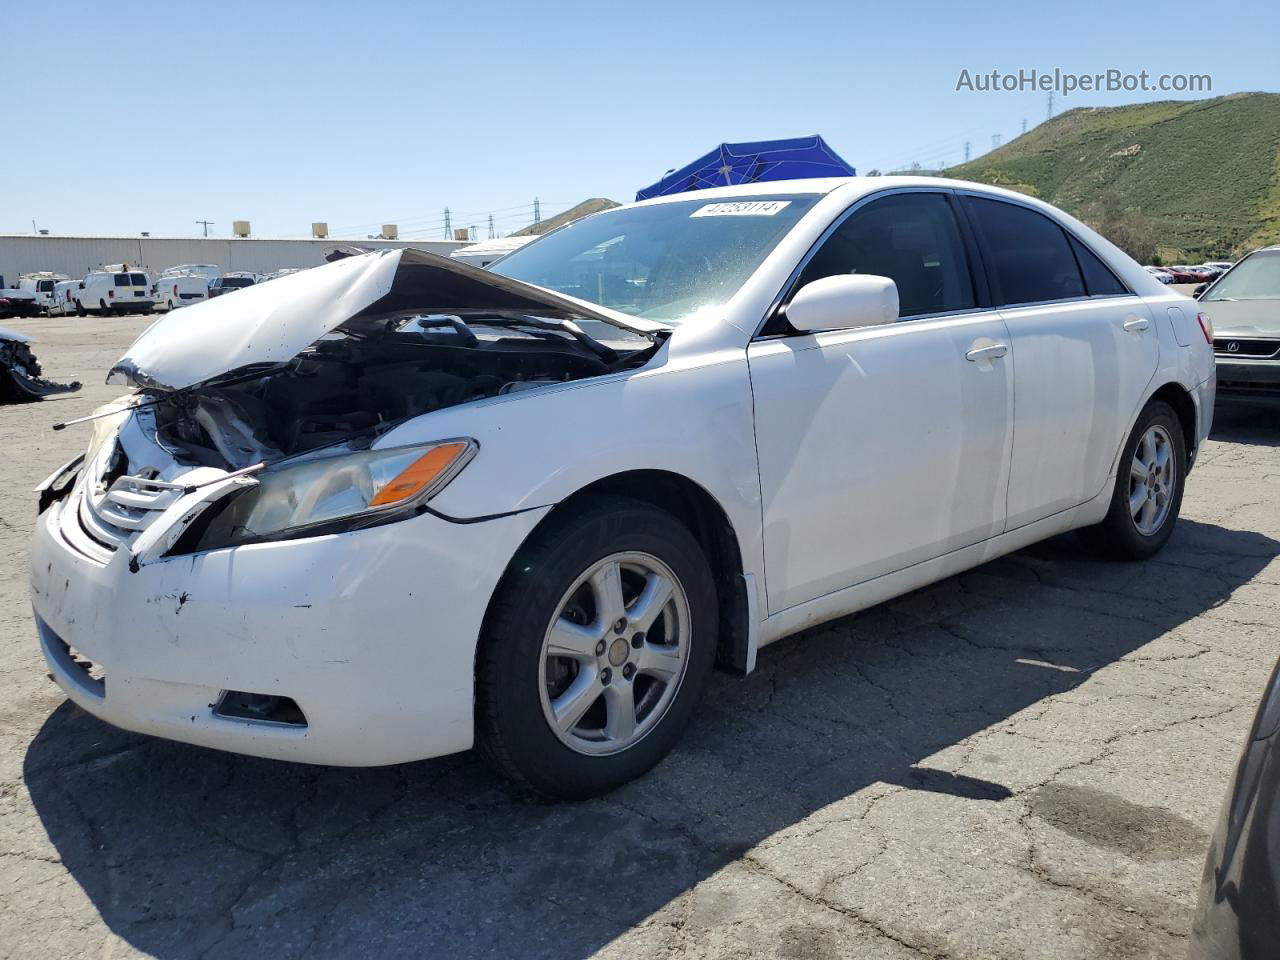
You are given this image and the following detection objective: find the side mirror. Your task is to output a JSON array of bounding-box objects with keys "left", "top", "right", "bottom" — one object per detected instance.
[
  {"left": 1193, "top": 283, "right": 1208, "bottom": 298},
  {"left": 785, "top": 274, "right": 899, "bottom": 332}
]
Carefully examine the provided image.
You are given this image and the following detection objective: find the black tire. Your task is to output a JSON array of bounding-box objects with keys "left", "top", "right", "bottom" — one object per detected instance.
[
  {"left": 75, "top": 301, "right": 86, "bottom": 317},
  {"left": 476, "top": 496, "right": 718, "bottom": 799},
  {"left": 1081, "top": 400, "right": 1186, "bottom": 560},
  {"left": 99, "top": 299, "right": 109, "bottom": 316}
]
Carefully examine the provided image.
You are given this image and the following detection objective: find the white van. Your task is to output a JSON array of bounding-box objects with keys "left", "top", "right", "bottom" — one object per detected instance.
[
  {"left": 153, "top": 264, "right": 220, "bottom": 311},
  {"left": 18, "top": 273, "right": 70, "bottom": 313},
  {"left": 48, "top": 280, "right": 80, "bottom": 316},
  {"left": 75, "top": 266, "right": 154, "bottom": 315}
]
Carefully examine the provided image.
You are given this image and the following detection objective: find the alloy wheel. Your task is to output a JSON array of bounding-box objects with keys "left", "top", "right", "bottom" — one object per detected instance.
[
  {"left": 1129, "top": 424, "right": 1176, "bottom": 535},
  {"left": 539, "top": 551, "right": 691, "bottom": 756}
]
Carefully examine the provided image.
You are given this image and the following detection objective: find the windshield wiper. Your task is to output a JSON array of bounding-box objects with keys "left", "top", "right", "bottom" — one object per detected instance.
[{"left": 456, "top": 315, "right": 622, "bottom": 364}]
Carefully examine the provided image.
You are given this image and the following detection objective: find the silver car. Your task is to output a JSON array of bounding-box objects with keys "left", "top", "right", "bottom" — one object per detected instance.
[{"left": 1197, "top": 246, "right": 1280, "bottom": 400}]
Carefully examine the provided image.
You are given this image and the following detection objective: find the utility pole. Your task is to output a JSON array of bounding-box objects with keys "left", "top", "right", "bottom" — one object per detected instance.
[
  {"left": 533, "top": 197, "right": 541, "bottom": 229},
  {"left": 1047, "top": 91, "right": 1055, "bottom": 120},
  {"left": 1021, "top": 118, "right": 1027, "bottom": 135},
  {"left": 196, "top": 219, "right": 214, "bottom": 237},
  {"left": 469, "top": 225, "right": 477, "bottom": 241},
  {"left": 488, "top": 214, "right": 495, "bottom": 239},
  {"left": 443, "top": 207, "right": 451, "bottom": 240},
  {"left": 964, "top": 141, "right": 971, "bottom": 162}
]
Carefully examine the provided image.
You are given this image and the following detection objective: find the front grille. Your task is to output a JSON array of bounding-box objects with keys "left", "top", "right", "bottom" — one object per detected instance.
[
  {"left": 1214, "top": 337, "right": 1280, "bottom": 358},
  {"left": 67, "top": 442, "right": 186, "bottom": 558}
]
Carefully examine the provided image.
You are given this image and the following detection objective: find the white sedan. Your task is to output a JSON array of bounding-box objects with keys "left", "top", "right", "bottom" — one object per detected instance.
[{"left": 30, "top": 177, "right": 1216, "bottom": 798}]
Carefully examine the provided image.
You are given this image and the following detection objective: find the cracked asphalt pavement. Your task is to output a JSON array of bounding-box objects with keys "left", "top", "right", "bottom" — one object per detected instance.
[{"left": 3, "top": 315, "right": 1279, "bottom": 959}]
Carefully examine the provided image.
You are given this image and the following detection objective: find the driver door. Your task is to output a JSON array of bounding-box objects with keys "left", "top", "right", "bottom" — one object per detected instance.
[{"left": 747, "top": 191, "right": 1014, "bottom": 614}]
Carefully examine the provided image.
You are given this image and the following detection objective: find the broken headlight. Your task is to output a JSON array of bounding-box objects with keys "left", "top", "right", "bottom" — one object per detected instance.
[{"left": 192, "top": 438, "right": 477, "bottom": 549}]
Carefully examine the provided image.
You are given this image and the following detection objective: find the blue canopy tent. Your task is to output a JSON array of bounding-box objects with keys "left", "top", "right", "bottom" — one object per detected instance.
[{"left": 635, "top": 136, "right": 855, "bottom": 201}]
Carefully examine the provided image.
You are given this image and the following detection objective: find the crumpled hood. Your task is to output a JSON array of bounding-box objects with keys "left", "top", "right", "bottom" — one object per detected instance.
[
  {"left": 109, "top": 247, "right": 660, "bottom": 391},
  {"left": 1198, "top": 298, "right": 1280, "bottom": 338}
]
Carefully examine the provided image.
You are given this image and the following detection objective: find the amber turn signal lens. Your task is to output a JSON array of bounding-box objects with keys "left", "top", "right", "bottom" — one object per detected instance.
[{"left": 369, "top": 441, "right": 471, "bottom": 507}]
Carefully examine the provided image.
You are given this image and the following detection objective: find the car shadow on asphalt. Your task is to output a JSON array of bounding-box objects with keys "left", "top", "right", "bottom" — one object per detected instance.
[
  {"left": 1212, "top": 402, "right": 1280, "bottom": 446},
  {"left": 23, "top": 518, "right": 1279, "bottom": 959}
]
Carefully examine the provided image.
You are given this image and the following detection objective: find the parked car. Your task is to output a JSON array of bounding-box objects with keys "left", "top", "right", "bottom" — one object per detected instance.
[
  {"left": 75, "top": 266, "right": 154, "bottom": 315},
  {"left": 1189, "top": 657, "right": 1280, "bottom": 960},
  {"left": 30, "top": 178, "right": 1215, "bottom": 798},
  {"left": 1170, "top": 265, "right": 1214, "bottom": 284},
  {"left": 0, "top": 287, "right": 40, "bottom": 318},
  {"left": 153, "top": 265, "right": 220, "bottom": 311},
  {"left": 207, "top": 272, "right": 258, "bottom": 298},
  {"left": 17, "top": 272, "right": 70, "bottom": 313},
  {"left": 1197, "top": 245, "right": 1280, "bottom": 400},
  {"left": 48, "top": 280, "right": 80, "bottom": 317},
  {"left": 0, "top": 327, "right": 81, "bottom": 402},
  {"left": 1204, "top": 261, "right": 1237, "bottom": 273},
  {"left": 1145, "top": 265, "right": 1176, "bottom": 284}
]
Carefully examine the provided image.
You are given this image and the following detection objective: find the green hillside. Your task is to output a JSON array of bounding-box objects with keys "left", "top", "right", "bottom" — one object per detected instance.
[{"left": 946, "top": 92, "right": 1280, "bottom": 260}]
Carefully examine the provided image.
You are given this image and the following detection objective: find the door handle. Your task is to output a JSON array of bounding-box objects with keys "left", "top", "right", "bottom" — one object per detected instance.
[
  {"left": 965, "top": 343, "right": 1008, "bottom": 362},
  {"left": 1123, "top": 316, "right": 1149, "bottom": 332}
]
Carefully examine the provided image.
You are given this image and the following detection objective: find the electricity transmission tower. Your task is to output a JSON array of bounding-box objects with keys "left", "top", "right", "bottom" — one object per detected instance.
[
  {"left": 992, "top": 134, "right": 1001, "bottom": 149},
  {"left": 1047, "top": 91, "right": 1055, "bottom": 120},
  {"left": 964, "top": 141, "right": 971, "bottom": 162},
  {"left": 533, "top": 198, "right": 541, "bottom": 229},
  {"left": 443, "top": 207, "right": 451, "bottom": 239},
  {"left": 488, "top": 215, "right": 495, "bottom": 239}
]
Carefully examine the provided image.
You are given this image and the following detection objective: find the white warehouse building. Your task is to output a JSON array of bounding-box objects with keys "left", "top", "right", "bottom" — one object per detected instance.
[{"left": 0, "top": 234, "right": 467, "bottom": 285}]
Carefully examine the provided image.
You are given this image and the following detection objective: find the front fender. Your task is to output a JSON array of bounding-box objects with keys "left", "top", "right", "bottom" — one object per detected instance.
[{"left": 376, "top": 348, "right": 766, "bottom": 584}]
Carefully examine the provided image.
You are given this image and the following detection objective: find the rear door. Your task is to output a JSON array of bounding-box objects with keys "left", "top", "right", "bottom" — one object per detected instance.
[
  {"left": 748, "top": 190, "right": 1014, "bottom": 612},
  {"left": 960, "top": 194, "right": 1159, "bottom": 529}
]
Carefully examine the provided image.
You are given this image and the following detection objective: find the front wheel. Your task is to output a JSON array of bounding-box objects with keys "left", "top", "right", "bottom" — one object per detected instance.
[
  {"left": 476, "top": 497, "right": 718, "bottom": 799},
  {"left": 1081, "top": 400, "right": 1186, "bottom": 560}
]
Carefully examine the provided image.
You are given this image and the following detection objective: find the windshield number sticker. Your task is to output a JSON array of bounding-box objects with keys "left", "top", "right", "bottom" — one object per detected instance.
[{"left": 690, "top": 201, "right": 792, "bottom": 218}]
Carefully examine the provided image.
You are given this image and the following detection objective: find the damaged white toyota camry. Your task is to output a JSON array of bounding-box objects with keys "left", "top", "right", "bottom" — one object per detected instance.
[{"left": 31, "top": 178, "right": 1215, "bottom": 798}]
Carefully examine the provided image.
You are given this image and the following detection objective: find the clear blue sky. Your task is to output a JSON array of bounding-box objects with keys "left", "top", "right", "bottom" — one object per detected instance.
[{"left": 4, "top": 0, "right": 1274, "bottom": 239}]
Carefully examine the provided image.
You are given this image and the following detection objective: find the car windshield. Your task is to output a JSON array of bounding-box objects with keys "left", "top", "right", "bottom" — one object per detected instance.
[
  {"left": 1202, "top": 251, "right": 1280, "bottom": 301},
  {"left": 223, "top": 277, "right": 255, "bottom": 287},
  {"left": 490, "top": 195, "right": 818, "bottom": 325}
]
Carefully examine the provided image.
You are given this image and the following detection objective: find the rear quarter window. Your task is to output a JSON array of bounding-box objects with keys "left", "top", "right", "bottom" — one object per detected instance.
[
  {"left": 1067, "top": 235, "right": 1129, "bottom": 296},
  {"left": 130, "top": 273, "right": 146, "bottom": 285},
  {"left": 113, "top": 274, "right": 130, "bottom": 286}
]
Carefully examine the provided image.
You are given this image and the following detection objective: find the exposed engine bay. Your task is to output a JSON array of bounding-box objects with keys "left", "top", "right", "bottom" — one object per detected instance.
[{"left": 145, "top": 314, "right": 657, "bottom": 470}]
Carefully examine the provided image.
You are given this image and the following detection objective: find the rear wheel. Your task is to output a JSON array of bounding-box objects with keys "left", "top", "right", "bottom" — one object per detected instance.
[
  {"left": 75, "top": 301, "right": 85, "bottom": 317},
  {"left": 476, "top": 497, "right": 717, "bottom": 799},
  {"left": 98, "top": 299, "right": 109, "bottom": 315},
  {"left": 1081, "top": 400, "right": 1186, "bottom": 560}
]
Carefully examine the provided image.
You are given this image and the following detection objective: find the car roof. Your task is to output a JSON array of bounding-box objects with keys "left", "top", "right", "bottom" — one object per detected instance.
[{"left": 624, "top": 175, "right": 1080, "bottom": 211}]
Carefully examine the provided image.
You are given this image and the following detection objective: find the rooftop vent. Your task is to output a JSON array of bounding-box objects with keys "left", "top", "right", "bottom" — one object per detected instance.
[
  {"left": 232, "top": 220, "right": 251, "bottom": 238},
  {"left": 312, "top": 222, "right": 328, "bottom": 239}
]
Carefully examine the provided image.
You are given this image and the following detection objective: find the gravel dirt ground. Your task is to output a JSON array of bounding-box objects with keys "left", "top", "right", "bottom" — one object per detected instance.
[{"left": 1, "top": 314, "right": 1278, "bottom": 960}]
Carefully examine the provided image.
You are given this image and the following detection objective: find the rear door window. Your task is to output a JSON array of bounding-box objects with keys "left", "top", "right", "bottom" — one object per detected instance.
[
  {"left": 963, "top": 197, "right": 1085, "bottom": 306},
  {"left": 114, "top": 274, "right": 130, "bottom": 286},
  {"left": 130, "top": 273, "right": 146, "bottom": 285}
]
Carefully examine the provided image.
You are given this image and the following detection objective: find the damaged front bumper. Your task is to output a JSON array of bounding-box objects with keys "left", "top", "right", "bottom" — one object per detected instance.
[
  {"left": 1, "top": 328, "right": 81, "bottom": 402},
  {"left": 31, "top": 466, "right": 549, "bottom": 767}
]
